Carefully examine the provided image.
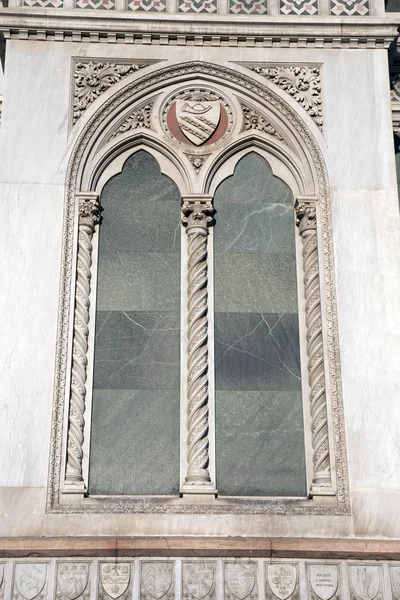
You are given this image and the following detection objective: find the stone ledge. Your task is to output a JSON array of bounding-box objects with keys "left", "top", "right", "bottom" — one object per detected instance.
[{"left": 0, "top": 538, "right": 399, "bottom": 559}]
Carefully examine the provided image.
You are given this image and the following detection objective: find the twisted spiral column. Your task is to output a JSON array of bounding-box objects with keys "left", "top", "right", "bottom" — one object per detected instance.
[
  {"left": 65, "top": 193, "right": 100, "bottom": 490},
  {"left": 182, "top": 198, "right": 216, "bottom": 494},
  {"left": 296, "top": 200, "right": 332, "bottom": 494}
]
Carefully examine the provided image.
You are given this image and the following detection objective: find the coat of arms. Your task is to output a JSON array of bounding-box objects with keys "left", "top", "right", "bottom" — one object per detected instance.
[
  {"left": 15, "top": 564, "right": 47, "bottom": 600},
  {"left": 141, "top": 562, "right": 173, "bottom": 599},
  {"left": 57, "top": 563, "right": 89, "bottom": 600},
  {"left": 390, "top": 567, "right": 400, "bottom": 599},
  {"left": 183, "top": 562, "right": 215, "bottom": 600},
  {"left": 267, "top": 565, "right": 297, "bottom": 600},
  {"left": 350, "top": 567, "right": 381, "bottom": 600},
  {"left": 309, "top": 565, "right": 338, "bottom": 600},
  {"left": 0, "top": 564, "right": 4, "bottom": 591},
  {"left": 225, "top": 564, "right": 256, "bottom": 600},
  {"left": 100, "top": 564, "right": 130, "bottom": 599},
  {"left": 176, "top": 100, "right": 220, "bottom": 146}
]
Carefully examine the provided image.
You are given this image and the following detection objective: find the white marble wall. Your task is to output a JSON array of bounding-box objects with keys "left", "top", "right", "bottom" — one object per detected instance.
[{"left": 0, "top": 41, "right": 399, "bottom": 538}]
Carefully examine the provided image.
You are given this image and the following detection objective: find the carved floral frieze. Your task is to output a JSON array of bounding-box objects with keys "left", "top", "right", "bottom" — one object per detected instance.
[
  {"left": 248, "top": 65, "right": 323, "bottom": 131},
  {"left": 73, "top": 61, "right": 147, "bottom": 124}
]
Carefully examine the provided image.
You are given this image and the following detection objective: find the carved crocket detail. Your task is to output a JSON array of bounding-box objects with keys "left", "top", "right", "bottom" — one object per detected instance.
[
  {"left": 296, "top": 200, "right": 332, "bottom": 493},
  {"left": 182, "top": 199, "right": 216, "bottom": 493},
  {"left": 65, "top": 194, "right": 100, "bottom": 488}
]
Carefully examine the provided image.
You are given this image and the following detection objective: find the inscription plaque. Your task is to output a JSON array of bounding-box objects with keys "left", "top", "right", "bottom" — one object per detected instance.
[{"left": 309, "top": 565, "right": 339, "bottom": 600}]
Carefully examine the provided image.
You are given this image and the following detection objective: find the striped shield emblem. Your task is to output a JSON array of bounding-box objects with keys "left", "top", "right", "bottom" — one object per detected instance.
[{"left": 176, "top": 100, "right": 220, "bottom": 145}]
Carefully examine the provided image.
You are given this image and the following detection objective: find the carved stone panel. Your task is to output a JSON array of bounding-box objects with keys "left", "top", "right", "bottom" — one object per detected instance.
[
  {"left": 389, "top": 566, "right": 400, "bottom": 600},
  {"left": 349, "top": 566, "right": 383, "bottom": 600},
  {"left": 183, "top": 562, "right": 216, "bottom": 600},
  {"left": 308, "top": 565, "right": 340, "bottom": 600},
  {"left": 56, "top": 563, "right": 90, "bottom": 600},
  {"left": 140, "top": 562, "right": 174, "bottom": 600},
  {"left": 13, "top": 564, "right": 47, "bottom": 600},
  {"left": 98, "top": 563, "right": 131, "bottom": 600},
  {"left": 224, "top": 563, "right": 257, "bottom": 600},
  {"left": 0, "top": 564, "right": 5, "bottom": 600},
  {"left": 266, "top": 564, "right": 298, "bottom": 600}
]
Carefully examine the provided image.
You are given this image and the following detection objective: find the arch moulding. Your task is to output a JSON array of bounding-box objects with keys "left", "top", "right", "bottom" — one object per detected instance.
[{"left": 48, "top": 60, "right": 350, "bottom": 516}]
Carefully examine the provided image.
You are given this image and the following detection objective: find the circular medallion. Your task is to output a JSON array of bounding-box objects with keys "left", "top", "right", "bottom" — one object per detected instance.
[{"left": 162, "top": 88, "right": 233, "bottom": 149}]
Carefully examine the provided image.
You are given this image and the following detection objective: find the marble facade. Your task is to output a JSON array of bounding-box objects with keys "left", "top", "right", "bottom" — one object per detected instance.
[{"left": 0, "top": 0, "right": 399, "bottom": 586}]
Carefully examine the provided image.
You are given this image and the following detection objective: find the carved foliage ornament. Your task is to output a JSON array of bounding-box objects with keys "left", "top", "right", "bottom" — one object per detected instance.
[
  {"left": 73, "top": 61, "right": 146, "bottom": 125},
  {"left": 111, "top": 104, "right": 153, "bottom": 138},
  {"left": 242, "top": 104, "right": 283, "bottom": 140},
  {"left": 249, "top": 66, "right": 323, "bottom": 131}
]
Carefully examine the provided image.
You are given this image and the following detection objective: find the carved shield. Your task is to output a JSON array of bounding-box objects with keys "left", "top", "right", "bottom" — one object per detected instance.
[
  {"left": 142, "top": 563, "right": 173, "bottom": 599},
  {"left": 0, "top": 564, "right": 4, "bottom": 589},
  {"left": 15, "top": 564, "right": 47, "bottom": 600},
  {"left": 267, "top": 565, "right": 297, "bottom": 600},
  {"left": 309, "top": 565, "right": 338, "bottom": 600},
  {"left": 184, "top": 563, "right": 215, "bottom": 600},
  {"left": 176, "top": 100, "right": 220, "bottom": 146},
  {"left": 350, "top": 567, "right": 381, "bottom": 600},
  {"left": 225, "top": 564, "right": 256, "bottom": 600},
  {"left": 100, "top": 564, "right": 130, "bottom": 599},
  {"left": 390, "top": 567, "right": 400, "bottom": 597},
  {"left": 58, "top": 563, "right": 89, "bottom": 600}
]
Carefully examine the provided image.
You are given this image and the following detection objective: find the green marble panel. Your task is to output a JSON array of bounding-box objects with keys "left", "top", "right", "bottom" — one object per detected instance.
[
  {"left": 215, "top": 391, "right": 306, "bottom": 497},
  {"left": 213, "top": 152, "right": 305, "bottom": 496},
  {"left": 96, "top": 252, "right": 180, "bottom": 312},
  {"left": 89, "top": 389, "right": 180, "bottom": 495},
  {"left": 90, "top": 151, "right": 180, "bottom": 495}
]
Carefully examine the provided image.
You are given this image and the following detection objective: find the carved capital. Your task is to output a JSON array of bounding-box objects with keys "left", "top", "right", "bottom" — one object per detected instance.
[
  {"left": 295, "top": 200, "right": 317, "bottom": 234},
  {"left": 78, "top": 194, "right": 101, "bottom": 228},
  {"left": 182, "top": 198, "right": 214, "bottom": 233}
]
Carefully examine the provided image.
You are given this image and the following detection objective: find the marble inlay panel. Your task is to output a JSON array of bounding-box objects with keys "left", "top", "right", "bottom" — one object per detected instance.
[
  {"left": 89, "top": 389, "right": 180, "bottom": 495},
  {"left": 216, "top": 391, "right": 306, "bottom": 496},
  {"left": 213, "top": 152, "right": 305, "bottom": 497},
  {"left": 93, "top": 311, "right": 179, "bottom": 390}
]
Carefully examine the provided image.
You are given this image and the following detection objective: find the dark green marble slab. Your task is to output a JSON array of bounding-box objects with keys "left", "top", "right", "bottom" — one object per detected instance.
[
  {"left": 215, "top": 390, "right": 306, "bottom": 497},
  {"left": 89, "top": 389, "right": 180, "bottom": 495}
]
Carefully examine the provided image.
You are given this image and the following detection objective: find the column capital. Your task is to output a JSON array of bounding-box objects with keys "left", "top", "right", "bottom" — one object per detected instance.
[
  {"left": 295, "top": 197, "right": 318, "bottom": 233},
  {"left": 182, "top": 195, "right": 214, "bottom": 232},
  {"left": 77, "top": 192, "right": 101, "bottom": 227}
]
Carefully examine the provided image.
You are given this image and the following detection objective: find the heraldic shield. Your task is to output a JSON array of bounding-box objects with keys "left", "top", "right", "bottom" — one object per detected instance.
[
  {"left": 100, "top": 564, "right": 130, "bottom": 599},
  {"left": 391, "top": 567, "right": 400, "bottom": 598},
  {"left": 309, "top": 566, "right": 338, "bottom": 600},
  {"left": 183, "top": 563, "right": 215, "bottom": 600},
  {"left": 225, "top": 564, "right": 256, "bottom": 600},
  {"left": 0, "top": 564, "right": 4, "bottom": 590},
  {"left": 142, "top": 563, "right": 173, "bottom": 599},
  {"left": 350, "top": 567, "right": 381, "bottom": 600},
  {"left": 15, "top": 564, "right": 47, "bottom": 600},
  {"left": 58, "top": 563, "right": 89, "bottom": 600},
  {"left": 176, "top": 100, "right": 220, "bottom": 146},
  {"left": 267, "top": 565, "right": 297, "bottom": 600}
]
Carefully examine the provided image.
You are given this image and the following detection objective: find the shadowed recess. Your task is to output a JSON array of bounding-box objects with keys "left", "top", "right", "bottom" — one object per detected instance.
[
  {"left": 89, "top": 150, "right": 181, "bottom": 496},
  {"left": 213, "top": 152, "right": 307, "bottom": 497}
]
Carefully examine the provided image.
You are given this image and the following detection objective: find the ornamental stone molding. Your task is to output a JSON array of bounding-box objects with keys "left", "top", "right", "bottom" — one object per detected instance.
[
  {"left": 246, "top": 65, "right": 323, "bottom": 131},
  {"left": 73, "top": 60, "right": 147, "bottom": 125},
  {"left": 111, "top": 103, "right": 153, "bottom": 138},
  {"left": 182, "top": 196, "right": 216, "bottom": 495},
  {"left": 241, "top": 103, "right": 284, "bottom": 140},
  {"left": 296, "top": 199, "right": 332, "bottom": 494},
  {"left": 64, "top": 193, "right": 100, "bottom": 491},
  {"left": 48, "top": 60, "right": 348, "bottom": 515}
]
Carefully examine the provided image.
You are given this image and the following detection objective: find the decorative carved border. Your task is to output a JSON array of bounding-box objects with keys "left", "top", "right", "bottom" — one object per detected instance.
[{"left": 48, "top": 60, "right": 349, "bottom": 515}]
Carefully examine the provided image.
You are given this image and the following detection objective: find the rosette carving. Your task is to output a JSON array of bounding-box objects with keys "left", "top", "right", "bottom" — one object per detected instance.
[
  {"left": 65, "top": 194, "right": 100, "bottom": 489},
  {"left": 296, "top": 200, "right": 332, "bottom": 493}
]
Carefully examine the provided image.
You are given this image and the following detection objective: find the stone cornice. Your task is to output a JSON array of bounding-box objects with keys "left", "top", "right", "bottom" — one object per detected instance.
[
  {"left": 0, "top": 10, "right": 398, "bottom": 47},
  {"left": 0, "top": 537, "right": 400, "bottom": 559}
]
